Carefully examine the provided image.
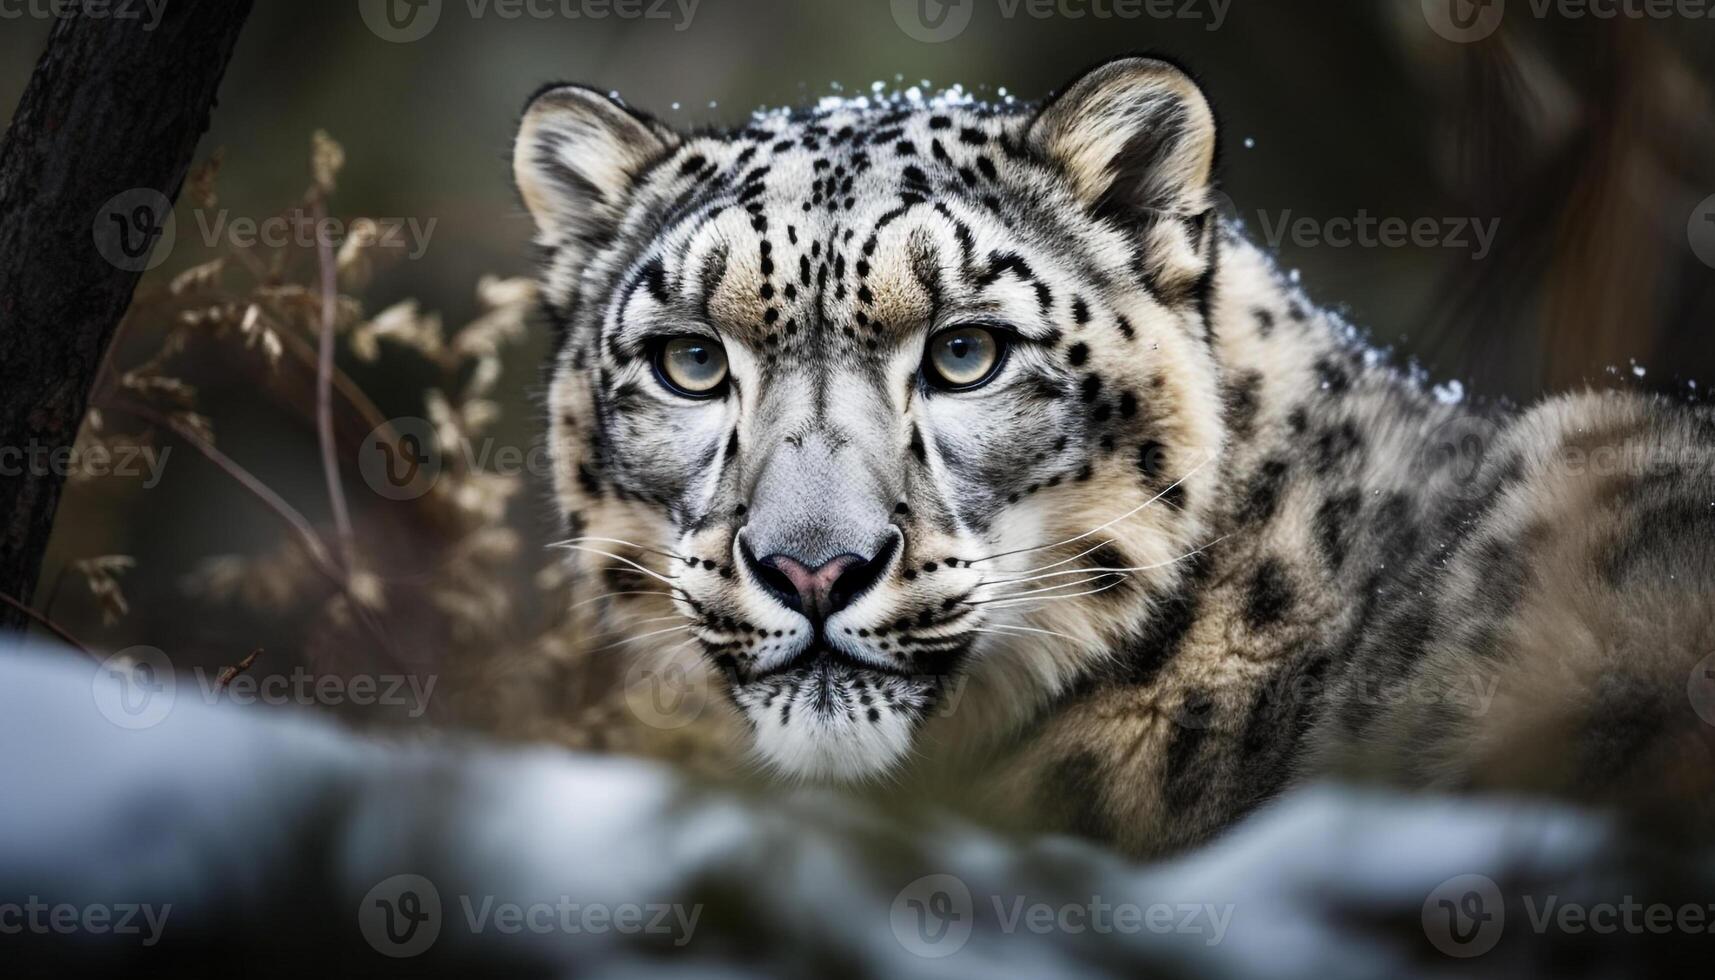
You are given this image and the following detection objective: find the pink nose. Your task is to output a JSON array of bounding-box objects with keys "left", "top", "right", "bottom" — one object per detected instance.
[{"left": 759, "top": 554, "right": 865, "bottom": 619}]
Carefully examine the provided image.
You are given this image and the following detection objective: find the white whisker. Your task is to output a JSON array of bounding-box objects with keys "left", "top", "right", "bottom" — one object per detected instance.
[
  {"left": 622, "top": 613, "right": 695, "bottom": 627},
  {"left": 590, "top": 624, "right": 693, "bottom": 653},
  {"left": 967, "top": 453, "right": 1212, "bottom": 565},
  {"left": 967, "top": 572, "right": 1126, "bottom": 605},
  {"left": 980, "top": 535, "right": 1125, "bottom": 583},
  {"left": 568, "top": 590, "right": 683, "bottom": 611},
  {"left": 976, "top": 535, "right": 1228, "bottom": 591},
  {"left": 554, "top": 544, "right": 681, "bottom": 588},
  {"left": 972, "top": 624, "right": 1074, "bottom": 641},
  {"left": 977, "top": 577, "right": 1133, "bottom": 609},
  {"left": 554, "top": 535, "right": 689, "bottom": 564},
  {"left": 983, "top": 537, "right": 1118, "bottom": 582}
]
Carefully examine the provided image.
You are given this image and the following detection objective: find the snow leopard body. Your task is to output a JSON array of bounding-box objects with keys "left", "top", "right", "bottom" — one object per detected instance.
[{"left": 513, "top": 57, "right": 1715, "bottom": 856}]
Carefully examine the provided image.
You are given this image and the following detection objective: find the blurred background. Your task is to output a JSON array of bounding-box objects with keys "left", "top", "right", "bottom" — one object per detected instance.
[{"left": 2, "top": 0, "right": 1713, "bottom": 735}]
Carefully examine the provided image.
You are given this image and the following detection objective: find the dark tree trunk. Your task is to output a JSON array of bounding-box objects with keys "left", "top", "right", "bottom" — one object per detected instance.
[{"left": 0, "top": 0, "right": 254, "bottom": 631}]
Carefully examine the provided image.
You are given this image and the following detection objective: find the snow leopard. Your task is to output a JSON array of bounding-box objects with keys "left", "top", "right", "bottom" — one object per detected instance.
[{"left": 513, "top": 57, "right": 1715, "bottom": 856}]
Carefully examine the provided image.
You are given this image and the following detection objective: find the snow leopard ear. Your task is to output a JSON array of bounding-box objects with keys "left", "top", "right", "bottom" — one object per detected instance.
[
  {"left": 1028, "top": 57, "right": 1218, "bottom": 225},
  {"left": 513, "top": 84, "right": 677, "bottom": 246}
]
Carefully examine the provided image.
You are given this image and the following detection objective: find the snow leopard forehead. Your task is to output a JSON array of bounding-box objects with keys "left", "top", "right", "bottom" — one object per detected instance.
[
  {"left": 537, "top": 89, "right": 1165, "bottom": 376},
  {"left": 528, "top": 72, "right": 1227, "bottom": 356}
]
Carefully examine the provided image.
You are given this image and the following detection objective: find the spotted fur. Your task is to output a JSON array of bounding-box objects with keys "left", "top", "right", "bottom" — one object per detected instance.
[{"left": 515, "top": 59, "right": 1715, "bottom": 855}]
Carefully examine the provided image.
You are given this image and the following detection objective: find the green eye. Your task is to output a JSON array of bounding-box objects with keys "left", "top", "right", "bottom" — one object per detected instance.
[
  {"left": 654, "top": 336, "right": 729, "bottom": 397},
  {"left": 924, "top": 325, "right": 1007, "bottom": 390}
]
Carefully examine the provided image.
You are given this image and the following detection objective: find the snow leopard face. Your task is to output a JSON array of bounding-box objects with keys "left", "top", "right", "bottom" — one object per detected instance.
[{"left": 516, "top": 58, "right": 1229, "bottom": 780}]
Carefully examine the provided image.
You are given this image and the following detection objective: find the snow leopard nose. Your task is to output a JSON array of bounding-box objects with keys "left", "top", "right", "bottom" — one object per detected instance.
[{"left": 744, "top": 539, "right": 896, "bottom": 622}]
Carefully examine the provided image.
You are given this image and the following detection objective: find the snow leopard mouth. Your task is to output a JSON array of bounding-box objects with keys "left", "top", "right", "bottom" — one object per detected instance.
[
  {"left": 747, "top": 643, "right": 912, "bottom": 683},
  {"left": 731, "top": 644, "right": 953, "bottom": 735}
]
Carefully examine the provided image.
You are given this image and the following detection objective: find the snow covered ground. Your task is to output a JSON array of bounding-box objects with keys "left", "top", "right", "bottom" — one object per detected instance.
[{"left": 1, "top": 645, "right": 1707, "bottom": 977}]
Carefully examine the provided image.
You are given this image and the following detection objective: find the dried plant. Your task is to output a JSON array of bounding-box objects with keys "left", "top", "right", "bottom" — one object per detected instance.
[{"left": 33, "top": 133, "right": 734, "bottom": 768}]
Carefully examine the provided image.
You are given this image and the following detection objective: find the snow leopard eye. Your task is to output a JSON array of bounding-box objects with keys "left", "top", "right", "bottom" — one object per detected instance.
[
  {"left": 923, "top": 325, "right": 1009, "bottom": 391},
  {"left": 653, "top": 336, "right": 729, "bottom": 398}
]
